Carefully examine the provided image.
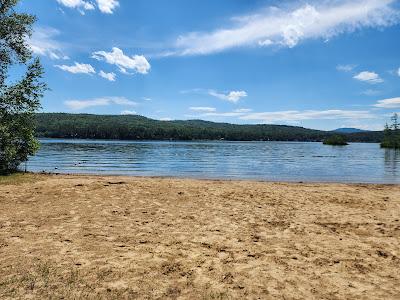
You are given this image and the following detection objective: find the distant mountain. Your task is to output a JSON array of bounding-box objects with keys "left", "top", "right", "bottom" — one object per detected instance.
[
  {"left": 332, "top": 128, "right": 369, "bottom": 133},
  {"left": 34, "top": 113, "right": 383, "bottom": 143}
]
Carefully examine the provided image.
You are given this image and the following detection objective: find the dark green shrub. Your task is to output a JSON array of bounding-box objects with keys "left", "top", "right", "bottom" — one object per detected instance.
[{"left": 323, "top": 135, "right": 348, "bottom": 146}]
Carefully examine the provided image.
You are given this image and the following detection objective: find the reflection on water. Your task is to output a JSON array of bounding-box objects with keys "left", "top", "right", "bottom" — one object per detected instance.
[
  {"left": 384, "top": 149, "right": 400, "bottom": 175},
  {"left": 26, "top": 139, "right": 400, "bottom": 183}
]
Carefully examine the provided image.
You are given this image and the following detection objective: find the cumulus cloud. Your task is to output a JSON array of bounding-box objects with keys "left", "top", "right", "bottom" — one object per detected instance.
[
  {"left": 398, "top": 67, "right": 400, "bottom": 77},
  {"left": 65, "top": 96, "right": 137, "bottom": 110},
  {"left": 121, "top": 110, "right": 137, "bottom": 115},
  {"left": 173, "top": 0, "right": 398, "bottom": 56},
  {"left": 353, "top": 71, "right": 384, "bottom": 84},
  {"left": 56, "top": 0, "right": 119, "bottom": 14},
  {"left": 189, "top": 107, "right": 216, "bottom": 113},
  {"left": 29, "top": 27, "right": 68, "bottom": 60},
  {"left": 240, "top": 110, "right": 375, "bottom": 123},
  {"left": 92, "top": 47, "right": 151, "bottom": 75},
  {"left": 96, "top": 0, "right": 119, "bottom": 14},
  {"left": 98, "top": 70, "right": 116, "bottom": 81},
  {"left": 373, "top": 97, "right": 400, "bottom": 108},
  {"left": 55, "top": 62, "right": 96, "bottom": 74},
  {"left": 208, "top": 90, "right": 247, "bottom": 103},
  {"left": 56, "top": 0, "right": 95, "bottom": 14},
  {"left": 336, "top": 64, "right": 356, "bottom": 72}
]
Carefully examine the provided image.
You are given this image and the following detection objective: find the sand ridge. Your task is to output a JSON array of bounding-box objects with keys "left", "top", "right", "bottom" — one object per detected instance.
[{"left": 0, "top": 174, "right": 399, "bottom": 299}]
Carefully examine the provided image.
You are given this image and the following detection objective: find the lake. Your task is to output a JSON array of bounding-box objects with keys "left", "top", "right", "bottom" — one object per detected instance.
[{"left": 26, "top": 139, "right": 400, "bottom": 184}]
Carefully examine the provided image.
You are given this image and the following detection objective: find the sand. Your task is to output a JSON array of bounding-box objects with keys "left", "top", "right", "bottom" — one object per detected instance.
[{"left": 0, "top": 174, "right": 399, "bottom": 299}]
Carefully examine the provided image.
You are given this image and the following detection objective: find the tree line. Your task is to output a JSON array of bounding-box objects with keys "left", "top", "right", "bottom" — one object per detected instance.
[{"left": 35, "top": 113, "right": 384, "bottom": 143}]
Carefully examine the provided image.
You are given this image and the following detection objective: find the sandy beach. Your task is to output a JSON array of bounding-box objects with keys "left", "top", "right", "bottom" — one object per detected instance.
[{"left": 0, "top": 174, "right": 399, "bottom": 299}]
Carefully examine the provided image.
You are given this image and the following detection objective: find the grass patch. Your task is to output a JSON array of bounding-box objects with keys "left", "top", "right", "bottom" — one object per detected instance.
[{"left": 0, "top": 172, "right": 43, "bottom": 185}]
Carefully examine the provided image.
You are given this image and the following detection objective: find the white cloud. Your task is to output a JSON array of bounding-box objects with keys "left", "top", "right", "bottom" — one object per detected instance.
[
  {"left": 188, "top": 108, "right": 378, "bottom": 123},
  {"left": 29, "top": 27, "right": 68, "bottom": 60},
  {"left": 99, "top": 70, "right": 116, "bottom": 81},
  {"left": 65, "top": 98, "right": 109, "bottom": 110},
  {"left": 240, "top": 110, "right": 375, "bottom": 123},
  {"left": 189, "top": 108, "right": 252, "bottom": 118},
  {"left": 398, "top": 67, "right": 400, "bottom": 77},
  {"left": 56, "top": 0, "right": 119, "bottom": 14},
  {"left": 65, "top": 96, "right": 137, "bottom": 110},
  {"left": 92, "top": 47, "right": 151, "bottom": 74},
  {"left": 189, "top": 107, "right": 216, "bottom": 113},
  {"left": 258, "top": 39, "right": 273, "bottom": 47},
  {"left": 181, "top": 88, "right": 248, "bottom": 103},
  {"left": 121, "top": 110, "right": 137, "bottom": 115},
  {"left": 174, "top": 0, "right": 398, "bottom": 56},
  {"left": 143, "top": 97, "right": 152, "bottom": 101},
  {"left": 96, "top": 0, "right": 119, "bottom": 14},
  {"left": 112, "top": 97, "right": 138, "bottom": 106},
  {"left": 234, "top": 108, "right": 252, "bottom": 113},
  {"left": 203, "top": 111, "right": 247, "bottom": 117},
  {"left": 336, "top": 64, "right": 356, "bottom": 72},
  {"left": 56, "top": 0, "right": 95, "bottom": 14},
  {"left": 373, "top": 97, "right": 400, "bottom": 108},
  {"left": 55, "top": 62, "right": 96, "bottom": 74},
  {"left": 209, "top": 90, "right": 247, "bottom": 103},
  {"left": 353, "top": 71, "right": 384, "bottom": 84},
  {"left": 160, "top": 117, "right": 172, "bottom": 121}
]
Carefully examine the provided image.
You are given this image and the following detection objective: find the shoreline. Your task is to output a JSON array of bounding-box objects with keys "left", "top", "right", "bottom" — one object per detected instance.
[
  {"left": 22, "top": 171, "right": 400, "bottom": 186},
  {"left": 37, "top": 137, "right": 381, "bottom": 144},
  {"left": 1, "top": 173, "right": 399, "bottom": 299}
]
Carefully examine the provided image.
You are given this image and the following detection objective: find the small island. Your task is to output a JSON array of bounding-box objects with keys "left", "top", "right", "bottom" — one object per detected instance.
[{"left": 323, "top": 135, "right": 349, "bottom": 146}]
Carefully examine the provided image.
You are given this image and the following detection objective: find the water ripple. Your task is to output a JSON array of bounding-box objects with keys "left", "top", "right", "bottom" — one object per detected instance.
[{"left": 25, "top": 139, "right": 400, "bottom": 184}]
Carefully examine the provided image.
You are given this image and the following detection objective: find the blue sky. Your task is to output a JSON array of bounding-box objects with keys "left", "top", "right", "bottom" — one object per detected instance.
[{"left": 16, "top": 0, "right": 400, "bottom": 130}]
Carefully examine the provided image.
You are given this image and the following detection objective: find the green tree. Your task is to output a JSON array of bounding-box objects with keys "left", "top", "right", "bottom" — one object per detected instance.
[
  {"left": 391, "top": 113, "right": 399, "bottom": 130},
  {"left": 323, "top": 135, "right": 348, "bottom": 146},
  {"left": 381, "top": 113, "right": 400, "bottom": 149},
  {"left": 0, "top": 0, "right": 47, "bottom": 174}
]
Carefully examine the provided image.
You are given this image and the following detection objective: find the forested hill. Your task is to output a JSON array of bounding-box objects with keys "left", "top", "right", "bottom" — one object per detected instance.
[{"left": 35, "top": 113, "right": 384, "bottom": 142}]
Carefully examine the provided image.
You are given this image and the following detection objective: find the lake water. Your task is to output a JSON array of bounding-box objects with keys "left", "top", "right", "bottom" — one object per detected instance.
[{"left": 26, "top": 139, "right": 400, "bottom": 183}]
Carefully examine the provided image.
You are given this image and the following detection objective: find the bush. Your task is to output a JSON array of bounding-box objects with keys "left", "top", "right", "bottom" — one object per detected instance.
[{"left": 323, "top": 135, "right": 348, "bottom": 146}]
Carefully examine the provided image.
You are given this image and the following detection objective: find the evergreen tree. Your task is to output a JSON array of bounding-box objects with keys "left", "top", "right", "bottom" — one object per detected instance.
[{"left": 381, "top": 113, "right": 400, "bottom": 149}]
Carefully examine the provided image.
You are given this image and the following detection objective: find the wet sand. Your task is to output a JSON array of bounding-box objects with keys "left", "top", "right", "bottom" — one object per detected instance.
[{"left": 0, "top": 174, "right": 399, "bottom": 299}]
